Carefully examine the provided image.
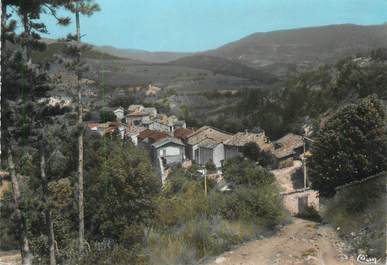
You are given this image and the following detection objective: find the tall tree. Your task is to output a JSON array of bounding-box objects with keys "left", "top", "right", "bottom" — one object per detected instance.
[
  {"left": 40, "top": 147, "right": 56, "bottom": 265},
  {"left": 1, "top": 1, "right": 70, "bottom": 263},
  {"left": 63, "top": 0, "right": 100, "bottom": 254},
  {"left": 309, "top": 96, "right": 387, "bottom": 197},
  {"left": 7, "top": 150, "right": 33, "bottom": 265}
]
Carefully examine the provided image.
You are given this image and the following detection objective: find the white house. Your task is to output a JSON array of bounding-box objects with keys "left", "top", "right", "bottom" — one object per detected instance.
[
  {"left": 186, "top": 126, "right": 232, "bottom": 168},
  {"left": 113, "top": 107, "right": 124, "bottom": 121}
]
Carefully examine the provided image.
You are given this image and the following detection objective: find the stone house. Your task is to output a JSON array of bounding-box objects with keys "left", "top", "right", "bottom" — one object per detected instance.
[
  {"left": 126, "top": 111, "right": 150, "bottom": 126},
  {"left": 151, "top": 137, "right": 185, "bottom": 166},
  {"left": 174, "top": 128, "right": 195, "bottom": 141},
  {"left": 272, "top": 133, "right": 304, "bottom": 168},
  {"left": 148, "top": 114, "right": 186, "bottom": 134},
  {"left": 223, "top": 131, "right": 272, "bottom": 161},
  {"left": 185, "top": 126, "right": 232, "bottom": 168},
  {"left": 138, "top": 129, "right": 184, "bottom": 183}
]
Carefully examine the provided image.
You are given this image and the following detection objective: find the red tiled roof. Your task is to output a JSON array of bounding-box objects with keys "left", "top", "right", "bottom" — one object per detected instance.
[
  {"left": 87, "top": 123, "right": 99, "bottom": 129},
  {"left": 174, "top": 128, "right": 195, "bottom": 140},
  {"left": 138, "top": 129, "right": 169, "bottom": 143},
  {"left": 127, "top": 111, "right": 149, "bottom": 117}
]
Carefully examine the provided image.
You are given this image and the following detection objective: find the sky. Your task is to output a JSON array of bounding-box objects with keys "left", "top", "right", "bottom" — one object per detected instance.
[{"left": 37, "top": 0, "right": 387, "bottom": 52}]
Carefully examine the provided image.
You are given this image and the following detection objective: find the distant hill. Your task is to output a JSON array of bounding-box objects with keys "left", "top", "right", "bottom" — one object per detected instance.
[
  {"left": 170, "top": 54, "right": 277, "bottom": 83},
  {"left": 86, "top": 24, "right": 387, "bottom": 76},
  {"left": 206, "top": 24, "right": 387, "bottom": 73},
  {"left": 30, "top": 42, "right": 127, "bottom": 64},
  {"left": 93, "top": 46, "right": 193, "bottom": 63}
]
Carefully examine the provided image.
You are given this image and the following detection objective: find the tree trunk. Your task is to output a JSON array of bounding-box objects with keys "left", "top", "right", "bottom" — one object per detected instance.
[
  {"left": 0, "top": 2, "right": 5, "bottom": 164},
  {"left": 75, "top": 5, "right": 85, "bottom": 255},
  {"left": 22, "top": 13, "right": 32, "bottom": 65},
  {"left": 8, "top": 150, "right": 33, "bottom": 265},
  {"left": 40, "top": 152, "right": 57, "bottom": 265},
  {"left": 75, "top": 7, "right": 81, "bottom": 41},
  {"left": 78, "top": 83, "right": 84, "bottom": 255},
  {"left": 1, "top": 2, "right": 6, "bottom": 55}
]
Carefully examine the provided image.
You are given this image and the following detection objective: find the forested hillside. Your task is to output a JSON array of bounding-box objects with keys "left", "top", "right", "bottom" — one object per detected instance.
[{"left": 205, "top": 48, "right": 387, "bottom": 138}]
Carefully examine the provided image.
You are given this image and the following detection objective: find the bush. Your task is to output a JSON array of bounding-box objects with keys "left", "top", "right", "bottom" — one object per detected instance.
[
  {"left": 99, "top": 110, "right": 116, "bottom": 122},
  {"left": 223, "top": 157, "right": 275, "bottom": 187},
  {"left": 310, "top": 96, "right": 387, "bottom": 197},
  {"left": 205, "top": 161, "right": 217, "bottom": 173},
  {"left": 296, "top": 206, "right": 322, "bottom": 223},
  {"left": 151, "top": 163, "right": 288, "bottom": 265}
]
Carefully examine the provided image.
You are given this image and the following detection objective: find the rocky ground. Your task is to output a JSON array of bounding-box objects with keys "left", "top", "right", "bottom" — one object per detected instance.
[{"left": 205, "top": 218, "right": 358, "bottom": 265}]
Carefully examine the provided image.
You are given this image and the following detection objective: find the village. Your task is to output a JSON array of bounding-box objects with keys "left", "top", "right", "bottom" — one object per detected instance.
[{"left": 86, "top": 104, "right": 319, "bottom": 215}]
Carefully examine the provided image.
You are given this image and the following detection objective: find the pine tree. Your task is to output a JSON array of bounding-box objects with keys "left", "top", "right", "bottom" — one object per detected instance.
[
  {"left": 1, "top": 1, "right": 71, "bottom": 264},
  {"left": 62, "top": 0, "right": 100, "bottom": 255}
]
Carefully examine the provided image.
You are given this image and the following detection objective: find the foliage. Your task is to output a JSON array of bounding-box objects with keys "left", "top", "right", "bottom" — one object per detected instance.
[
  {"left": 225, "top": 52, "right": 387, "bottom": 139},
  {"left": 309, "top": 96, "right": 387, "bottom": 197},
  {"left": 223, "top": 157, "right": 275, "bottom": 187},
  {"left": 99, "top": 109, "right": 116, "bottom": 122},
  {"left": 295, "top": 206, "right": 322, "bottom": 223},
  {"left": 323, "top": 174, "right": 385, "bottom": 259},
  {"left": 205, "top": 160, "right": 217, "bottom": 173},
  {"left": 242, "top": 142, "right": 275, "bottom": 168},
  {"left": 84, "top": 136, "right": 160, "bottom": 245},
  {"left": 151, "top": 160, "right": 287, "bottom": 265}
]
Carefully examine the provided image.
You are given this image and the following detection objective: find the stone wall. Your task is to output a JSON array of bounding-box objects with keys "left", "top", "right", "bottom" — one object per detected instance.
[{"left": 282, "top": 189, "right": 319, "bottom": 215}]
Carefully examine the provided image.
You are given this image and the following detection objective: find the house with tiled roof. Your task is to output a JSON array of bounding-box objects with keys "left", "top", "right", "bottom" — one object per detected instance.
[
  {"left": 272, "top": 133, "right": 304, "bottom": 168},
  {"left": 138, "top": 129, "right": 169, "bottom": 144},
  {"left": 224, "top": 131, "right": 272, "bottom": 161},
  {"left": 186, "top": 126, "right": 232, "bottom": 168},
  {"left": 86, "top": 122, "right": 130, "bottom": 139},
  {"left": 138, "top": 129, "right": 185, "bottom": 183},
  {"left": 148, "top": 114, "right": 186, "bottom": 134},
  {"left": 151, "top": 137, "right": 185, "bottom": 167},
  {"left": 126, "top": 126, "right": 146, "bottom": 146},
  {"left": 174, "top": 128, "right": 195, "bottom": 141}
]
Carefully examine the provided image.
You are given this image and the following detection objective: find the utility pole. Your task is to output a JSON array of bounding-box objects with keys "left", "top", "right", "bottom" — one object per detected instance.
[
  {"left": 302, "top": 136, "right": 315, "bottom": 188},
  {"left": 302, "top": 138, "right": 307, "bottom": 188},
  {"left": 204, "top": 167, "right": 207, "bottom": 196}
]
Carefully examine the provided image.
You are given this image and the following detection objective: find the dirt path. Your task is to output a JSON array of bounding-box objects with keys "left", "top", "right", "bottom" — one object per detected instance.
[
  {"left": 206, "top": 218, "right": 357, "bottom": 265},
  {"left": 272, "top": 160, "right": 303, "bottom": 192}
]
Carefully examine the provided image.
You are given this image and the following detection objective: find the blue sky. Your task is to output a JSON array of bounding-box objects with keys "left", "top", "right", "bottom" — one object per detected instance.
[{"left": 38, "top": 0, "right": 387, "bottom": 52}]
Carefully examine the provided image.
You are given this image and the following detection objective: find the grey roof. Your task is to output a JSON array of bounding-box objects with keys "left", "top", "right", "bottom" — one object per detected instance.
[
  {"left": 198, "top": 138, "right": 219, "bottom": 149},
  {"left": 152, "top": 137, "right": 184, "bottom": 149},
  {"left": 187, "top": 126, "right": 231, "bottom": 145},
  {"left": 224, "top": 132, "right": 272, "bottom": 150},
  {"left": 272, "top": 133, "right": 304, "bottom": 159}
]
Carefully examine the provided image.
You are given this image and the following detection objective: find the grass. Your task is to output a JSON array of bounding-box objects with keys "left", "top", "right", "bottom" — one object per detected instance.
[
  {"left": 148, "top": 165, "right": 290, "bottom": 265},
  {"left": 147, "top": 216, "right": 264, "bottom": 265},
  {"left": 322, "top": 173, "right": 386, "bottom": 259}
]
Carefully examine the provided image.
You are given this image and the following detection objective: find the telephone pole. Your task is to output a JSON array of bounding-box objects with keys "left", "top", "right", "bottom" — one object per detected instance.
[
  {"left": 302, "top": 136, "right": 314, "bottom": 188},
  {"left": 204, "top": 168, "right": 207, "bottom": 196}
]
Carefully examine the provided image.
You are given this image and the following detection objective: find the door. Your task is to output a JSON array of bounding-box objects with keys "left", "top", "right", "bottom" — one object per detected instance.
[{"left": 298, "top": 196, "right": 308, "bottom": 214}]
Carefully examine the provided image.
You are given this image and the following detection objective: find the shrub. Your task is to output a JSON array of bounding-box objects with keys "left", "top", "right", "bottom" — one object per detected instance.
[
  {"left": 223, "top": 157, "right": 275, "bottom": 187},
  {"left": 296, "top": 206, "right": 322, "bottom": 223},
  {"left": 205, "top": 161, "right": 217, "bottom": 173},
  {"left": 99, "top": 110, "right": 116, "bottom": 122}
]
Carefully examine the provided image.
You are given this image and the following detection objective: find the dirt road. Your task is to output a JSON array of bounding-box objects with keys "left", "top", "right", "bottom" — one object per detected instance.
[{"left": 206, "top": 218, "right": 357, "bottom": 265}]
